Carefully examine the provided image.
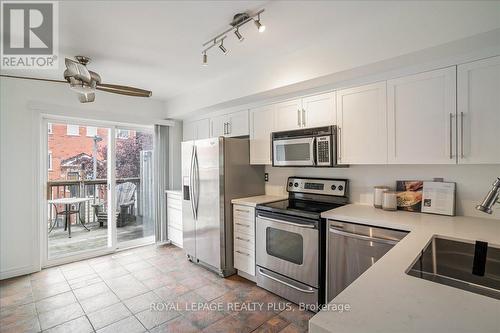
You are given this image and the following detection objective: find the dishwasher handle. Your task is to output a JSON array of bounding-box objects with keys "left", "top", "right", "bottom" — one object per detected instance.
[{"left": 329, "top": 227, "right": 399, "bottom": 246}]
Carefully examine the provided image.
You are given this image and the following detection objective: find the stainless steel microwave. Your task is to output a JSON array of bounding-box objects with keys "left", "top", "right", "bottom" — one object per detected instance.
[{"left": 272, "top": 126, "right": 337, "bottom": 167}]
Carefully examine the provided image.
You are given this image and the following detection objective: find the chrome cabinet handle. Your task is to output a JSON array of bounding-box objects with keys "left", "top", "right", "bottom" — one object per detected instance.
[
  {"left": 236, "top": 236, "right": 250, "bottom": 242},
  {"left": 258, "top": 268, "right": 315, "bottom": 294},
  {"left": 236, "top": 250, "right": 250, "bottom": 256},
  {"left": 235, "top": 222, "right": 250, "bottom": 227},
  {"left": 460, "top": 112, "right": 464, "bottom": 159},
  {"left": 449, "top": 113, "right": 454, "bottom": 160},
  {"left": 302, "top": 109, "right": 306, "bottom": 127},
  {"left": 227, "top": 121, "right": 231, "bottom": 135},
  {"left": 223, "top": 122, "right": 227, "bottom": 135},
  {"left": 338, "top": 127, "right": 342, "bottom": 161},
  {"left": 297, "top": 109, "right": 301, "bottom": 127},
  {"left": 257, "top": 215, "right": 315, "bottom": 229},
  {"left": 329, "top": 227, "right": 398, "bottom": 245}
]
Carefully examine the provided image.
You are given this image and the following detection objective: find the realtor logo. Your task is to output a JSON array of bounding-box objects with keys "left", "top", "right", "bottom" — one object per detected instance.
[{"left": 1, "top": 1, "right": 58, "bottom": 69}]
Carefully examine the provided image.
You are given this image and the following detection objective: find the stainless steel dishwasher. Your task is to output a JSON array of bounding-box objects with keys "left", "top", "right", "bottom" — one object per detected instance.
[{"left": 326, "top": 220, "right": 408, "bottom": 303}]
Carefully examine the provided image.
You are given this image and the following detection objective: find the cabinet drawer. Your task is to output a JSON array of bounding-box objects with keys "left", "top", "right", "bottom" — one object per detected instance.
[
  {"left": 168, "top": 226, "right": 183, "bottom": 247},
  {"left": 167, "top": 207, "right": 182, "bottom": 230},
  {"left": 234, "top": 248, "right": 255, "bottom": 276},
  {"left": 234, "top": 231, "right": 255, "bottom": 251},
  {"left": 233, "top": 205, "right": 255, "bottom": 221},
  {"left": 234, "top": 219, "right": 254, "bottom": 236},
  {"left": 167, "top": 197, "right": 182, "bottom": 210}
]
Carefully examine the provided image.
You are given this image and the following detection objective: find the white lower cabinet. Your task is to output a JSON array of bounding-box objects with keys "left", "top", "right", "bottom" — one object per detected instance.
[
  {"left": 233, "top": 204, "right": 255, "bottom": 276},
  {"left": 167, "top": 191, "right": 183, "bottom": 247}
]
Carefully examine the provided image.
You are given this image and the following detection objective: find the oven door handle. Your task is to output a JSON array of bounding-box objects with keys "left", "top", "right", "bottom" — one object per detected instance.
[
  {"left": 258, "top": 268, "right": 315, "bottom": 294},
  {"left": 257, "top": 215, "right": 316, "bottom": 229},
  {"left": 329, "top": 227, "right": 398, "bottom": 245}
]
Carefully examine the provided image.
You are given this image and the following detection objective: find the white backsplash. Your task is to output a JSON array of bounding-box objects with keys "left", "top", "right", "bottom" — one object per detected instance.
[{"left": 265, "top": 164, "right": 500, "bottom": 220}]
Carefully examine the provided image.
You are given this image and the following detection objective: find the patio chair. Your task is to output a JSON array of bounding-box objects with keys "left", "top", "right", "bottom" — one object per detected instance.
[{"left": 92, "top": 182, "right": 137, "bottom": 227}]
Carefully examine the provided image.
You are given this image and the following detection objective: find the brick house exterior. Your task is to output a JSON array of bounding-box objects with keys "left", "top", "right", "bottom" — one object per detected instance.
[{"left": 48, "top": 123, "right": 134, "bottom": 181}]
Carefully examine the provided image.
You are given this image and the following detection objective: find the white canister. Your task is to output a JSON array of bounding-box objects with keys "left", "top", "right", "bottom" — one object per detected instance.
[
  {"left": 373, "top": 186, "right": 390, "bottom": 208},
  {"left": 382, "top": 191, "right": 398, "bottom": 211}
]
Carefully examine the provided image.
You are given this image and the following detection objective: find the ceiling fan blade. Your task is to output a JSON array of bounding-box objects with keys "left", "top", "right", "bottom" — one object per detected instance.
[
  {"left": 65, "top": 58, "right": 91, "bottom": 83},
  {"left": 78, "top": 92, "right": 95, "bottom": 103},
  {"left": 0, "top": 74, "right": 66, "bottom": 84},
  {"left": 96, "top": 83, "right": 152, "bottom": 97}
]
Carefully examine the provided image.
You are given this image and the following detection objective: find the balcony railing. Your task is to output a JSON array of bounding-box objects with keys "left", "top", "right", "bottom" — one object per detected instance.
[{"left": 47, "top": 177, "right": 141, "bottom": 226}]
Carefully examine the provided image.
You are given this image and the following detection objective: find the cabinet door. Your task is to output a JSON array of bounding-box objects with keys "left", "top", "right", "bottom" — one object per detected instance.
[
  {"left": 387, "top": 67, "right": 457, "bottom": 164},
  {"left": 336, "top": 82, "right": 387, "bottom": 164},
  {"left": 182, "top": 121, "right": 196, "bottom": 141},
  {"left": 250, "top": 105, "right": 274, "bottom": 165},
  {"left": 458, "top": 56, "right": 500, "bottom": 164},
  {"left": 273, "top": 99, "right": 302, "bottom": 131},
  {"left": 228, "top": 109, "right": 249, "bottom": 137},
  {"left": 302, "top": 92, "right": 336, "bottom": 128},
  {"left": 196, "top": 119, "right": 210, "bottom": 139},
  {"left": 210, "top": 114, "right": 228, "bottom": 138}
]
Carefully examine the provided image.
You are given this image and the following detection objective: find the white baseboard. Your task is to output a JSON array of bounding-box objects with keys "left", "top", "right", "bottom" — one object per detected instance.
[{"left": 0, "top": 265, "right": 37, "bottom": 280}]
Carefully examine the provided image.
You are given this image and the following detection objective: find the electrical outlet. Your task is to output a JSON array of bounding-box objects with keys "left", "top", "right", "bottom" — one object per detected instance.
[{"left": 264, "top": 173, "right": 269, "bottom": 182}]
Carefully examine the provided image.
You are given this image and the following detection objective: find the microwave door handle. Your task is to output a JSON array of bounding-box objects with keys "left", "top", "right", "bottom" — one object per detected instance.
[{"left": 311, "top": 137, "right": 316, "bottom": 166}]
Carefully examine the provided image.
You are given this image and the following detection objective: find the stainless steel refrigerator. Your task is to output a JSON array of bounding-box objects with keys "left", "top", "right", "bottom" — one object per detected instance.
[{"left": 181, "top": 137, "right": 264, "bottom": 277}]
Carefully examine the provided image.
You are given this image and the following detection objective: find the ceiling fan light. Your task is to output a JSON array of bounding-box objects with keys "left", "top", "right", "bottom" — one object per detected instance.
[{"left": 234, "top": 28, "right": 244, "bottom": 42}]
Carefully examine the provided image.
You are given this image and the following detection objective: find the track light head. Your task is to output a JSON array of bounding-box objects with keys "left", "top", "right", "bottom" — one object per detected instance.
[
  {"left": 202, "top": 52, "right": 208, "bottom": 66},
  {"left": 254, "top": 14, "right": 266, "bottom": 33},
  {"left": 218, "top": 40, "right": 228, "bottom": 55},
  {"left": 234, "top": 28, "right": 244, "bottom": 42}
]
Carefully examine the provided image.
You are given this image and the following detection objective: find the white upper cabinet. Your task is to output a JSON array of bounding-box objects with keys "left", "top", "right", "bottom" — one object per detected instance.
[
  {"left": 336, "top": 82, "right": 388, "bottom": 164},
  {"left": 273, "top": 99, "right": 303, "bottom": 131},
  {"left": 210, "top": 110, "right": 249, "bottom": 138},
  {"left": 250, "top": 104, "right": 274, "bottom": 165},
  {"left": 228, "top": 109, "right": 249, "bottom": 137},
  {"left": 182, "top": 118, "right": 210, "bottom": 141},
  {"left": 458, "top": 56, "right": 500, "bottom": 164},
  {"left": 302, "top": 92, "right": 336, "bottom": 128},
  {"left": 210, "top": 114, "right": 227, "bottom": 138},
  {"left": 387, "top": 67, "right": 457, "bottom": 164}
]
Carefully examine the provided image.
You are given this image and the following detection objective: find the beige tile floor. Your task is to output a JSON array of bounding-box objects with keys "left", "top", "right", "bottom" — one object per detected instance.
[{"left": 0, "top": 245, "right": 313, "bottom": 333}]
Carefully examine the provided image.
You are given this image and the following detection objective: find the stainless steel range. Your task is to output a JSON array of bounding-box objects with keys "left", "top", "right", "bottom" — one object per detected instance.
[{"left": 255, "top": 177, "right": 349, "bottom": 310}]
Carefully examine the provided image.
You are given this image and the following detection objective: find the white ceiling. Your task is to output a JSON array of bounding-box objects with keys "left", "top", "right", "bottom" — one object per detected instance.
[{"left": 2, "top": 1, "right": 500, "bottom": 114}]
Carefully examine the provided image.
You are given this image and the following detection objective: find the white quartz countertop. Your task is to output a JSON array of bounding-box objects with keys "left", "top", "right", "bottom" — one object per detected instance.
[
  {"left": 310, "top": 204, "right": 500, "bottom": 333},
  {"left": 231, "top": 195, "right": 288, "bottom": 207}
]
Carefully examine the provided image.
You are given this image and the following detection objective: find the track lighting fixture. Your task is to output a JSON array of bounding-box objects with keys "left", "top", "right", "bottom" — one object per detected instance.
[
  {"left": 234, "top": 28, "right": 244, "bottom": 42},
  {"left": 254, "top": 13, "right": 266, "bottom": 33},
  {"left": 202, "top": 52, "right": 208, "bottom": 66},
  {"left": 218, "top": 39, "right": 228, "bottom": 55},
  {"left": 201, "top": 9, "right": 265, "bottom": 66}
]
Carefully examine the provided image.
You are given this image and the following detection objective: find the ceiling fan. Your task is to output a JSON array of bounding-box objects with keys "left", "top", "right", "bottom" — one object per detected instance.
[{"left": 0, "top": 56, "right": 152, "bottom": 103}]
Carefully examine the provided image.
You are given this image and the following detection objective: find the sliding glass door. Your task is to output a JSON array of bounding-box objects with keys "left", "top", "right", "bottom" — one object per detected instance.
[
  {"left": 114, "top": 127, "right": 155, "bottom": 248},
  {"left": 43, "top": 118, "right": 155, "bottom": 266}
]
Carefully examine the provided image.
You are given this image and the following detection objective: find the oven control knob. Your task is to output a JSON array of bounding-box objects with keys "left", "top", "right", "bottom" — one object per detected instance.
[
  {"left": 330, "top": 185, "right": 336, "bottom": 191},
  {"left": 289, "top": 182, "right": 293, "bottom": 187},
  {"left": 338, "top": 185, "right": 344, "bottom": 191},
  {"left": 294, "top": 182, "right": 299, "bottom": 188}
]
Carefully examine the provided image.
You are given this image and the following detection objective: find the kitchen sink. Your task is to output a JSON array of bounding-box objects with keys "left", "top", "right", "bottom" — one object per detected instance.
[{"left": 407, "top": 236, "right": 500, "bottom": 300}]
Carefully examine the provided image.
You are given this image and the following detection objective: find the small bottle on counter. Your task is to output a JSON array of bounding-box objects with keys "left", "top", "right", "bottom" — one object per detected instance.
[
  {"left": 373, "top": 186, "right": 390, "bottom": 208},
  {"left": 382, "top": 191, "right": 398, "bottom": 211}
]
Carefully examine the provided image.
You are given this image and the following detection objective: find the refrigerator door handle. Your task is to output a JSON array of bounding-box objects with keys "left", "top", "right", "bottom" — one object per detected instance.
[
  {"left": 189, "top": 145, "right": 196, "bottom": 220},
  {"left": 193, "top": 146, "right": 200, "bottom": 218}
]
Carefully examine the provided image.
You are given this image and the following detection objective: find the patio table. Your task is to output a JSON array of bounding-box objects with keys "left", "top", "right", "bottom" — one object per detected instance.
[{"left": 48, "top": 197, "right": 92, "bottom": 238}]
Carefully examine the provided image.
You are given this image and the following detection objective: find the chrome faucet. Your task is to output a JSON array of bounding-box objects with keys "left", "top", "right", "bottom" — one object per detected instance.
[{"left": 476, "top": 177, "right": 500, "bottom": 214}]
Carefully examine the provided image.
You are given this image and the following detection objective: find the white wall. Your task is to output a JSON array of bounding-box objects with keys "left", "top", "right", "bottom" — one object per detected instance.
[
  {"left": 265, "top": 165, "right": 500, "bottom": 220},
  {"left": 0, "top": 78, "right": 166, "bottom": 279}
]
